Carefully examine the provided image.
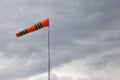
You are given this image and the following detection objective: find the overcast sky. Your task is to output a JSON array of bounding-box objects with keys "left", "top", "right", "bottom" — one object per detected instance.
[{"left": 0, "top": 0, "right": 120, "bottom": 80}]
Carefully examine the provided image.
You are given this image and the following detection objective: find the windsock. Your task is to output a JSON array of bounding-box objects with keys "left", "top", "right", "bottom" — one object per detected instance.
[{"left": 16, "top": 18, "right": 49, "bottom": 37}]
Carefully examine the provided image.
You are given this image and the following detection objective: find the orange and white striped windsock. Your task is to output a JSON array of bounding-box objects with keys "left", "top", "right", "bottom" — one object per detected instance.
[{"left": 16, "top": 18, "right": 49, "bottom": 37}]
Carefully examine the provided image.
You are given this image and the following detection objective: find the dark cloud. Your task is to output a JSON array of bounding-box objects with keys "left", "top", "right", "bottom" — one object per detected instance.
[{"left": 0, "top": 0, "right": 120, "bottom": 80}]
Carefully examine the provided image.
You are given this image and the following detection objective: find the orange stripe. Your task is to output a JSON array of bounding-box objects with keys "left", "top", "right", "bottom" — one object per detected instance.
[
  {"left": 16, "top": 32, "right": 21, "bottom": 37},
  {"left": 26, "top": 25, "right": 36, "bottom": 33},
  {"left": 40, "top": 18, "right": 49, "bottom": 27}
]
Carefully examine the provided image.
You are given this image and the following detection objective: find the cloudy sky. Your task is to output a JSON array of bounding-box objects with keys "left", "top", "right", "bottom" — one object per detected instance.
[{"left": 0, "top": 0, "right": 120, "bottom": 80}]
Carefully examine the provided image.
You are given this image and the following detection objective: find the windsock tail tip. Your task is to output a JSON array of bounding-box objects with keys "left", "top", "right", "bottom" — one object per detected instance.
[{"left": 16, "top": 32, "right": 21, "bottom": 37}]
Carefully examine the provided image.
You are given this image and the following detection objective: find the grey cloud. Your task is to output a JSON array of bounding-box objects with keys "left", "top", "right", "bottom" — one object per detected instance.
[{"left": 0, "top": 0, "right": 120, "bottom": 80}]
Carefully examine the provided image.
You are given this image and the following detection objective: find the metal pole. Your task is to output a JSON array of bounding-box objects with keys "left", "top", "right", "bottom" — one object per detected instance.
[{"left": 48, "top": 28, "right": 50, "bottom": 80}]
